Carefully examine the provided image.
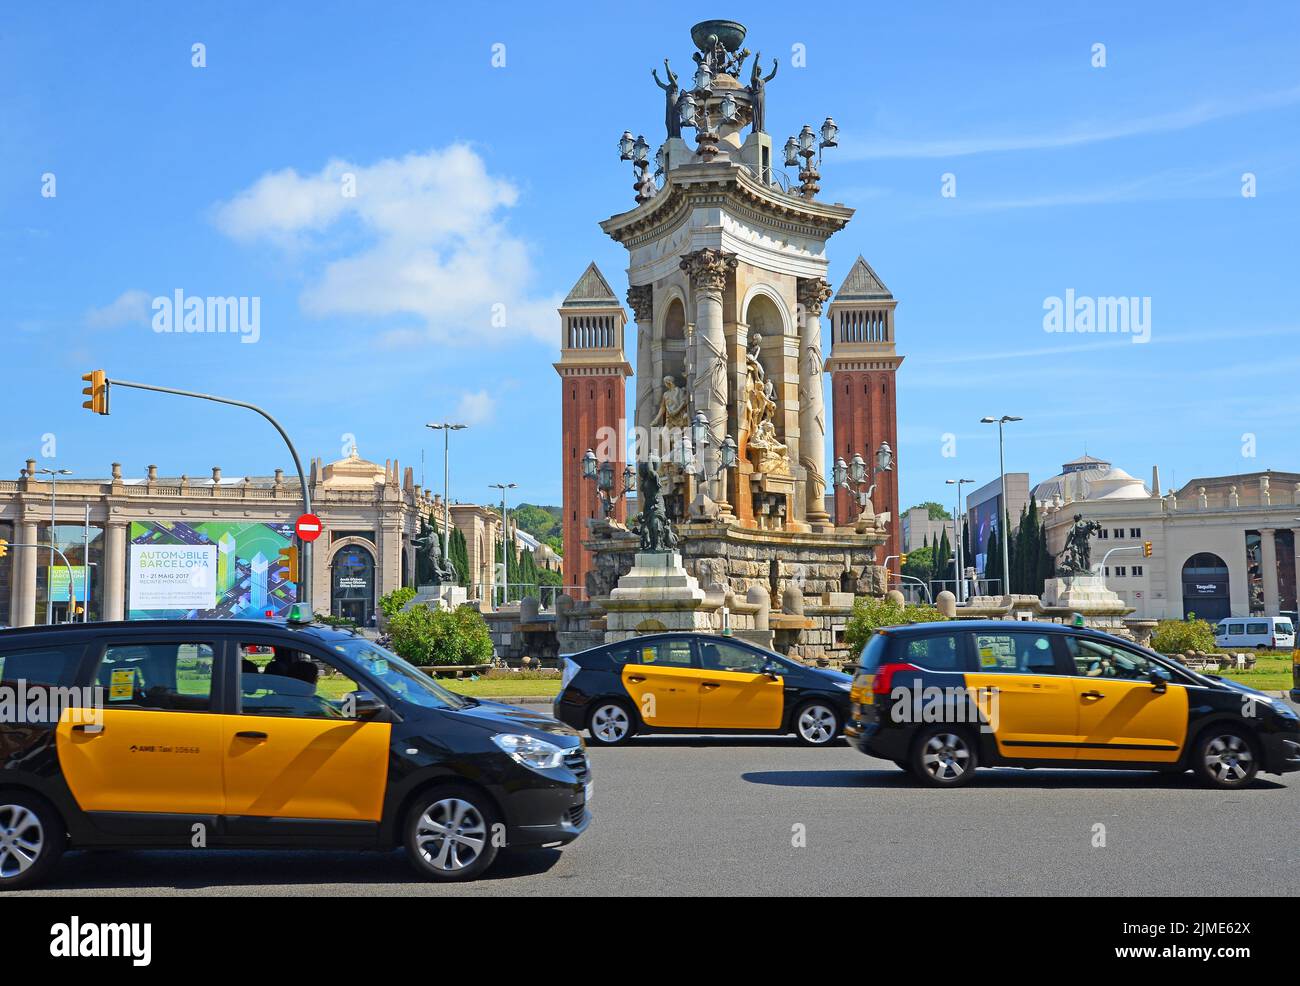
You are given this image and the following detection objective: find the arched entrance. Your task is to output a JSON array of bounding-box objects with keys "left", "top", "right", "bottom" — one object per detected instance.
[
  {"left": 331, "top": 542, "right": 377, "bottom": 626},
  {"left": 1182, "top": 552, "right": 1230, "bottom": 621}
]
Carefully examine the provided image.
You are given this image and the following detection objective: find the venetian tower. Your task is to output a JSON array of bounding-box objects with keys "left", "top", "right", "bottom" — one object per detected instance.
[
  {"left": 554, "top": 263, "right": 633, "bottom": 596},
  {"left": 825, "top": 256, "right": 903, "bottom": 562},
  {"left": 559, "top": 18, "right": 897, "bottom": 604}
]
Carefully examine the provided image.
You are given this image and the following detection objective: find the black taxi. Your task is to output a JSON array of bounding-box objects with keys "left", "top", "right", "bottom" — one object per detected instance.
[
  {"left": 0, "top": 613, "right": 590, "bottom": 890},
  {"left": 847, "top": 620, "right": 1300, "bottom": 788},
  {"left": 554, "top": 632, "right": 852, "bottom": 745}
]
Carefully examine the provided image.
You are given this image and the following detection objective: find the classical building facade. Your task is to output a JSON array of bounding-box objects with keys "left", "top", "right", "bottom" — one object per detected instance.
[{"left": 0, "top": 450, "right": 503, "bottom": 627}]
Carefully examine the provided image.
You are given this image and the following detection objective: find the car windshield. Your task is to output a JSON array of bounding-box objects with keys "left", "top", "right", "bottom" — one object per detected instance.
[
  {"left": 1277, "top": 623, "right": 1294, "bottom": 636},
  {"left": 329, "top": 638, "right": 472, "bottom": 710}
]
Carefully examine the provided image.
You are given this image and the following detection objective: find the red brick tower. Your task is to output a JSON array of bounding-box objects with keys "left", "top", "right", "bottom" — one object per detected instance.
[
  {"left": 825, "top": 257, "right": 904, "bottom": 566},
  {"left": 554, "top": 263, "right": 632, "bottom": 599}
]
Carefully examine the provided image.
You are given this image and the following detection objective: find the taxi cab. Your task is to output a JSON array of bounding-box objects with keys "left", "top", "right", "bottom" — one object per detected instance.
[
  {"left": 0, "top": 613, "right": 590, "bottom": 890},
  {"left": 554, "top": 632, "right": 852, "bottom": 745},
  {"left": 847, "top": 620, "right": 1300, "bottom": 788}
]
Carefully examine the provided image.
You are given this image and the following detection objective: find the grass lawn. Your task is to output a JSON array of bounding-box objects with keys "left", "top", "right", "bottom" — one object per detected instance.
[
  {"left": 440, "top": 678, "right": 562, "bottom": 698},
  {"left": 1213, "top": 654, "right": 1295, "bottom": 693}
]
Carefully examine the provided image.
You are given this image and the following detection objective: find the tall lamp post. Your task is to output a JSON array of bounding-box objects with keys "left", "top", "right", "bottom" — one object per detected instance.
[
  {"left": 37, "top": 467, "right": 72, "bottom": 624},
  {"left": 488, "top": 482, "right": 517, "bottom": 608},
  {"left": 980, "top": 415, "right": 1022, "bottom": 595},
  {"left": 426, "top": 422, "right": 467, "bottom": 564},
  {"left": 581, "top": 450, "right": 637, "bottom": 518},
  {"left": 945, "top": 478, "right": 974, "bottom": 603}
]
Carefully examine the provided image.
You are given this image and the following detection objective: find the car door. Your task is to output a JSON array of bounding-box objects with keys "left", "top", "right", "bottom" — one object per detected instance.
[
  {"left": 221, "top": 638, "right": 391, "bottom": 823},
  {"left": 1062, "top": 636, "right": 1187, "bottom": 763},
  {"left": 695, "top": 640, "right": 784, "bottom": 730},
  {"left": 56, "top": 637, "right": 226, "bottom": 818},
  {"left": 963, "top": 629, "right": 1080, "bottom": 761},
  {"left": 620, "top": 637, "right": 701, "bottom": 728}
]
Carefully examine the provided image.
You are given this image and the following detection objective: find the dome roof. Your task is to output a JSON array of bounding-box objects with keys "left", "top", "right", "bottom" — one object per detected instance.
[{"left": 1033, "top": 461, "right": 1149, "bottom": 503}]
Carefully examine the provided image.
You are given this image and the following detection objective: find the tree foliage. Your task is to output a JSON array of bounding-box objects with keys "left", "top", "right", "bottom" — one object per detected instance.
[
  {"left": 1151, "top": 619, "right": 1217, "bottom": 655},
  {"left": 844, "top": 596, "right": 950, "bottom": 656},
  {"left": 385, "top": 604, "right": 493, "bottom": 666},
  {"left": 379, "top": 586, "right": 417, "bottom": 620},
  {"left": 908, "top": 501, "right": 951, "bottom": 521}
]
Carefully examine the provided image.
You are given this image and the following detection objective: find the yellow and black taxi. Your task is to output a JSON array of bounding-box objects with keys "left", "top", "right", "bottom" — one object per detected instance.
[
  {"left": 847, "top": 620, "right": 1300, "bottom": 788},
  {"left": 0, "top": 611, "right": 590, "bottom": 890},
  {"left": 554, "top": 632, "right": 852, "bottom": 745}
]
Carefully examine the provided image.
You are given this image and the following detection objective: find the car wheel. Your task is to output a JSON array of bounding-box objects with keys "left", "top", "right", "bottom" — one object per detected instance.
[
  {"left": 404, "top": 785, "right": 500, "bottom": 882},
  {"left": 909, "top": 726, "right": 978, "bottom": 787},
  {"left": 794, "top": 701, "right": 840, "bottom": 745},
  {"left": 1193, "top": 726, "right": 1259, "bottom": 789},
  {"left": 587, "top": 700, "right": 636, "bottom": 746},
  {"left": 0, "top": 792, "right": 64, "bottom": 891}
]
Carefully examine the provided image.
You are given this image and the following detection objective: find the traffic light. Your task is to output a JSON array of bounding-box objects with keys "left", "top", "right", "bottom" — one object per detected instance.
[
  {"left": 0, "top": 539, "right": 7, "bottom": 559},
  {"left": 81, "top": 370, "right": 109, "bottom": 415},
  {"left": 276, "top": 545, "right": 299, "bottom": 583},
  {"left": 1143, "top": 540, "right": 1153, "bottom": 558},
  {"left": 899, "top": 553, "right": 908, "bottom": 567}
]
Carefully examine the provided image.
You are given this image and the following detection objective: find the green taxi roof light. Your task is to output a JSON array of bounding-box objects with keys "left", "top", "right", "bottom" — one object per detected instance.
[{"left": 286, "top": 603, "right": 313, "bottom": 625}]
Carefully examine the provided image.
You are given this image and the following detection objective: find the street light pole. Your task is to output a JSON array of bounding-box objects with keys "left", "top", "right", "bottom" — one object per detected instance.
[
  {"left": 426, "top": 423, "right": 467, "bottom": 564},
  {"left": 946, "top": 477, "right": 974, "bottom": 603},
  {"left": 488, "top": 482, "right": 517, "bottom": 608},
  {"left": 981, "top": 415, "right": 1022, "bottom": 596},
  {"left": 37, "top": 467, "right": 71, "bottom": 624}
]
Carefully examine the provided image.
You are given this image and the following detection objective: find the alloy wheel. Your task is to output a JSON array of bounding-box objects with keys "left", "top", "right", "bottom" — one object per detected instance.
[
  {"left": 0, "top": 805, "right": 44, "bottom": 880},
  {"left": 1204, "top": 734, "right": 1254, "bottom": 785},
  {"left": 415, "top": 798, "right": 488, "bottom": 872},
  {"left": 798, "top": 705, "right": 837, "bottom": 744},
  {"left": 921, "top": 732, "right": 971, "bottom": 781},
  {"left": 591, "top": 703, "right": 630, "bottom": 743}
]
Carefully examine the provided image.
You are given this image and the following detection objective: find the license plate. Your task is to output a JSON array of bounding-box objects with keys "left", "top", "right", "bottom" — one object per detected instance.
[{"left": 584, "top": 780, "right": 594, "bottom": 803}]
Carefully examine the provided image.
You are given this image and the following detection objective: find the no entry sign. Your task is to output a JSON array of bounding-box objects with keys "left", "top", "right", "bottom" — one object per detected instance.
[{"left": 295, "top": 513, "right": 323, "bottom": 542}]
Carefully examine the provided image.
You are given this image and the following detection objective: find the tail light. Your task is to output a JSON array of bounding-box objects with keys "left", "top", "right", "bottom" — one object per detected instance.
[
  {"left": 560, "top": 657, "right": 580, "bottom": 691},
  {"left": 872, "top": 662, "right": 921, "bottom": 696}
]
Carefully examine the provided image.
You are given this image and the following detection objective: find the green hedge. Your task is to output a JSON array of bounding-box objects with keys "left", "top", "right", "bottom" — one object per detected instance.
[
  {"left": 1151, "top": 618, "right": 1217, "bottom": 655},
  {"left": 385, "top": 604, "right": 493, "bottom": 667},
  {"left": 844, "top": 597, "right": 949, "bottom": 657}
]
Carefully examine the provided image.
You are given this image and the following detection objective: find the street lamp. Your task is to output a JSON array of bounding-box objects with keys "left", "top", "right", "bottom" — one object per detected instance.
[
  {"left": 37, "top": 467, "right": 71, "bottom": 624},
  {"left": 488, "top": 482, "right": 517, "bottom": 608},
  {"left": 834, "top": 442, "right": 893, "bottom": 520},
  {"left": 617, "top": 130, "right": 656, "bottom": 204},
  {"left": 945, "top": 478, "right": 975, "bottom": 603},
  {"left": 785, "top": 117, "right": 839, "bottom": 198},
  {"left": 581, "top": 449, "right": 636, "bottom": 518},
  {"left": 980, "top": 415, "right": 1022, "bottom": 596},
  {"left": 426, "top": 423, "right": 467, "bottom": 569}
]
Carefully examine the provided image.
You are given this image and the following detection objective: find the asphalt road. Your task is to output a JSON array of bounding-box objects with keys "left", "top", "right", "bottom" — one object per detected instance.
[{"left": 18, "top": 735, "right": 1300, "bottom": 897}]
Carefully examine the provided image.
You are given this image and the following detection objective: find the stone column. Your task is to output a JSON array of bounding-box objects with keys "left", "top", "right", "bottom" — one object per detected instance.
[
  {"left": 16, "top": 520, "right": 38, "bottom": 626},
  {"left": 627, "top": 285, "right": 654, "bottom": 457},
  {"left": 680, "top": 248, "right": 737, "bottom": 507},
  {"left": 1259, "top": 528, "right": 1279, "bottom": 614},
  {"left": 104, "top": 520, "right": 127, "bottom": 621},
  {"left": 797, "top": 277, "right": 834, "bottom": 531}
]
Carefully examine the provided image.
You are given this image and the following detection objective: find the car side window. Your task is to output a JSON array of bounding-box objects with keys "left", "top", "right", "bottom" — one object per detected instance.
[
  {"left": 972, "top": 632, "right": 1060, "bottom": 675},
  {"left": 237, "top": 642, "right": 361, "bottom": 719},
  {"left": 1247, "top": 622, "right": 1268, "bottom": 635},
  {"left": 605, "top": 643, "right": 638, "bottom": 665},
  {"left": 0, "top": 645, "right": 80, "bottom": 687},
  {"left": 636, "top": 639, "right": 694, "bottom": 668},
  {"left": 904, "top": 633, "right": 964, "bottom": 672},
  {"left": 95, "top": 642, "right": 215, "bottom": 712},
  {"left": 698, "top": 641, "right": 768, "bottom": 673},
  {"left": 1227, "top": 623, "right": 1244, "bottom": 635},
  {"left": 1063, "top": 637, "right": 1169, "bottom": 681}
]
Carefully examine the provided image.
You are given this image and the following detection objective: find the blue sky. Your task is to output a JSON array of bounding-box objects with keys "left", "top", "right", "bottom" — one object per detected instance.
[{"left": 4, "top": 1, "right": 1298, "bottom": 518}]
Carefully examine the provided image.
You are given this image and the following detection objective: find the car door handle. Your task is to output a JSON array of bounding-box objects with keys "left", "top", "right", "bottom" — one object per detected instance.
[
  {"left": 701, "top": 682, "right": 721, "bottom": 690},
  {"left": 70, "top": 723, "right": 102, "bottom": 733},
  {"left": 1081, "top": 690, "right": 1106, "bottom": 700},
  {"left": 627, "top": 676, "right": 646, "bottom": 683},
  {"left": 235, "top": 730, "right": 269, "bottom": 740}
]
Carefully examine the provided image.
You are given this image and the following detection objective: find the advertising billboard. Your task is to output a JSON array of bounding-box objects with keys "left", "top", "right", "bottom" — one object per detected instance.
[
  {"left": 127, "top": 521, "right": 296, "bottom": 619},
  {"left": 969, "top": 494, "right": 1002, "bottom": 574},
  {"left": 47, "top": 564, "right": 92, "bottom": 604}
]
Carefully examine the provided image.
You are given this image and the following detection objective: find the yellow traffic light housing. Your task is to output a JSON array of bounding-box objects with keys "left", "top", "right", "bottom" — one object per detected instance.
[
  {"left": 276, "top": 545, "right": 299, "bottom": 583},
  {"left": 1143, "top": 540, "right": 1153, "bottom": 558},
  {"left": 899, "top": 553, "right": 908, "bottom": 567},
  {"left": 0, "top": 539, "right": 8, "bottom": 559},
  {"left": 81, "top": 370, "right": 109, "bottom": 415}
]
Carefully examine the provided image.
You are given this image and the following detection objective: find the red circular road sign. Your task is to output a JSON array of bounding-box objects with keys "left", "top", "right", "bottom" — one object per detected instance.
[{"left": 295, "top": 513, "right": 323, "bottom": 542}]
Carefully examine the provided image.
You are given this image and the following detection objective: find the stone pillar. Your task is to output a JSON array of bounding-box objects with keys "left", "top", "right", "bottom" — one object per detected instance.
[
  {"left": 16, "top": 520, "right": 38, "bottom": 626},
  {"left": 628, "top": 285, "right": 654, "bottom": 454},
  {"left": 104, "top": 520, "right": 127, "bottom": 621},
  {"left": 1259, "top": 529, "right": 1279, "bottom": 614},
  {"left": 680, "top": 248, "right": 737, "bottom": 507},
  {"left": 797, "top": 277, "right": 834, "bottom": 530}
]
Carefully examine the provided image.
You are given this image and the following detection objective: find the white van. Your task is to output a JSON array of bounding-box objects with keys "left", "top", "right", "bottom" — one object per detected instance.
[{"left": 1215, "top": 617, "right": 1296, "bottom": 650}]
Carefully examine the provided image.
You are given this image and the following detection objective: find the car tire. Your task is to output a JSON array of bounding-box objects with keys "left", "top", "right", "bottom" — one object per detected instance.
[
  {"left": 909, "top": 726, "right": 979, "bottom": 787},
  {"left": 793, "top": 700, "right": 841, "bottom": 746},
  {"left": 0, "top": 792, "right": 65, "bottom": 891},
  {"left": 587, "top": 700, "right": 636, "bottom": 746},
  {"left": 1192, "top": 725, "right": 1260, "bottom": 789},
  {"left": 404, "top": 784, "right": 501, "bottom": 882}
]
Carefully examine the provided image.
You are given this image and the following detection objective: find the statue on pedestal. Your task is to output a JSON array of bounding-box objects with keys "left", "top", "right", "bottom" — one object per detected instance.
[
  {"left": 414, "top": 529, "right": 457, "bottom": 585},
  {"left": 652, "top": 60, "right": 682, "bottom": 140},
  {"left": 650, "top": 374, "right": 690, "bottom": 458},
  {"left": 632, "top": 460, "right": 679, "bottom": 553},
  {"left": 748, "top": 54, "right": 778, "bottom": 134},
  {"left": 741, "top": 334, "right": 790, "bottom": 476},
  {"left": 1056, "top": 515, "right": 1102, "bottom": 576}
]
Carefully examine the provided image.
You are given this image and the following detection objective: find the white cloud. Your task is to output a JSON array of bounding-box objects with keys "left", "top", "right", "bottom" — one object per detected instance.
[
  {"left": 211, "top": 145, "right": 554, "bottom": 344},
  {"left": 455, "top": 389, "right": 496, "bottom": 426},
  {"left": 85, "top": 289, "right": 151, "bottom": 328}
]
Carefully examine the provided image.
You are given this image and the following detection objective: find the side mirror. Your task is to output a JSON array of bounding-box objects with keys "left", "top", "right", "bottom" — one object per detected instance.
[
  {"left": 762, "top": 662, "right": 781, "bottom": 680},
  {"left": 1148, "top": 670, "right": 1167, "bottom": 694},
  {"left": 348, "top": 690, "right": 386, "bottom": 720}
]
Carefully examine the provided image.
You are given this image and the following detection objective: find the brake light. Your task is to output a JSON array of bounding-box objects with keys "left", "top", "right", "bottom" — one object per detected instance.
[
  {"left": 560, "top": 657, "right": 580, "bottom": 691},
  {"left": 872, "top": 662, "right": 921, "bottom": 695}
]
